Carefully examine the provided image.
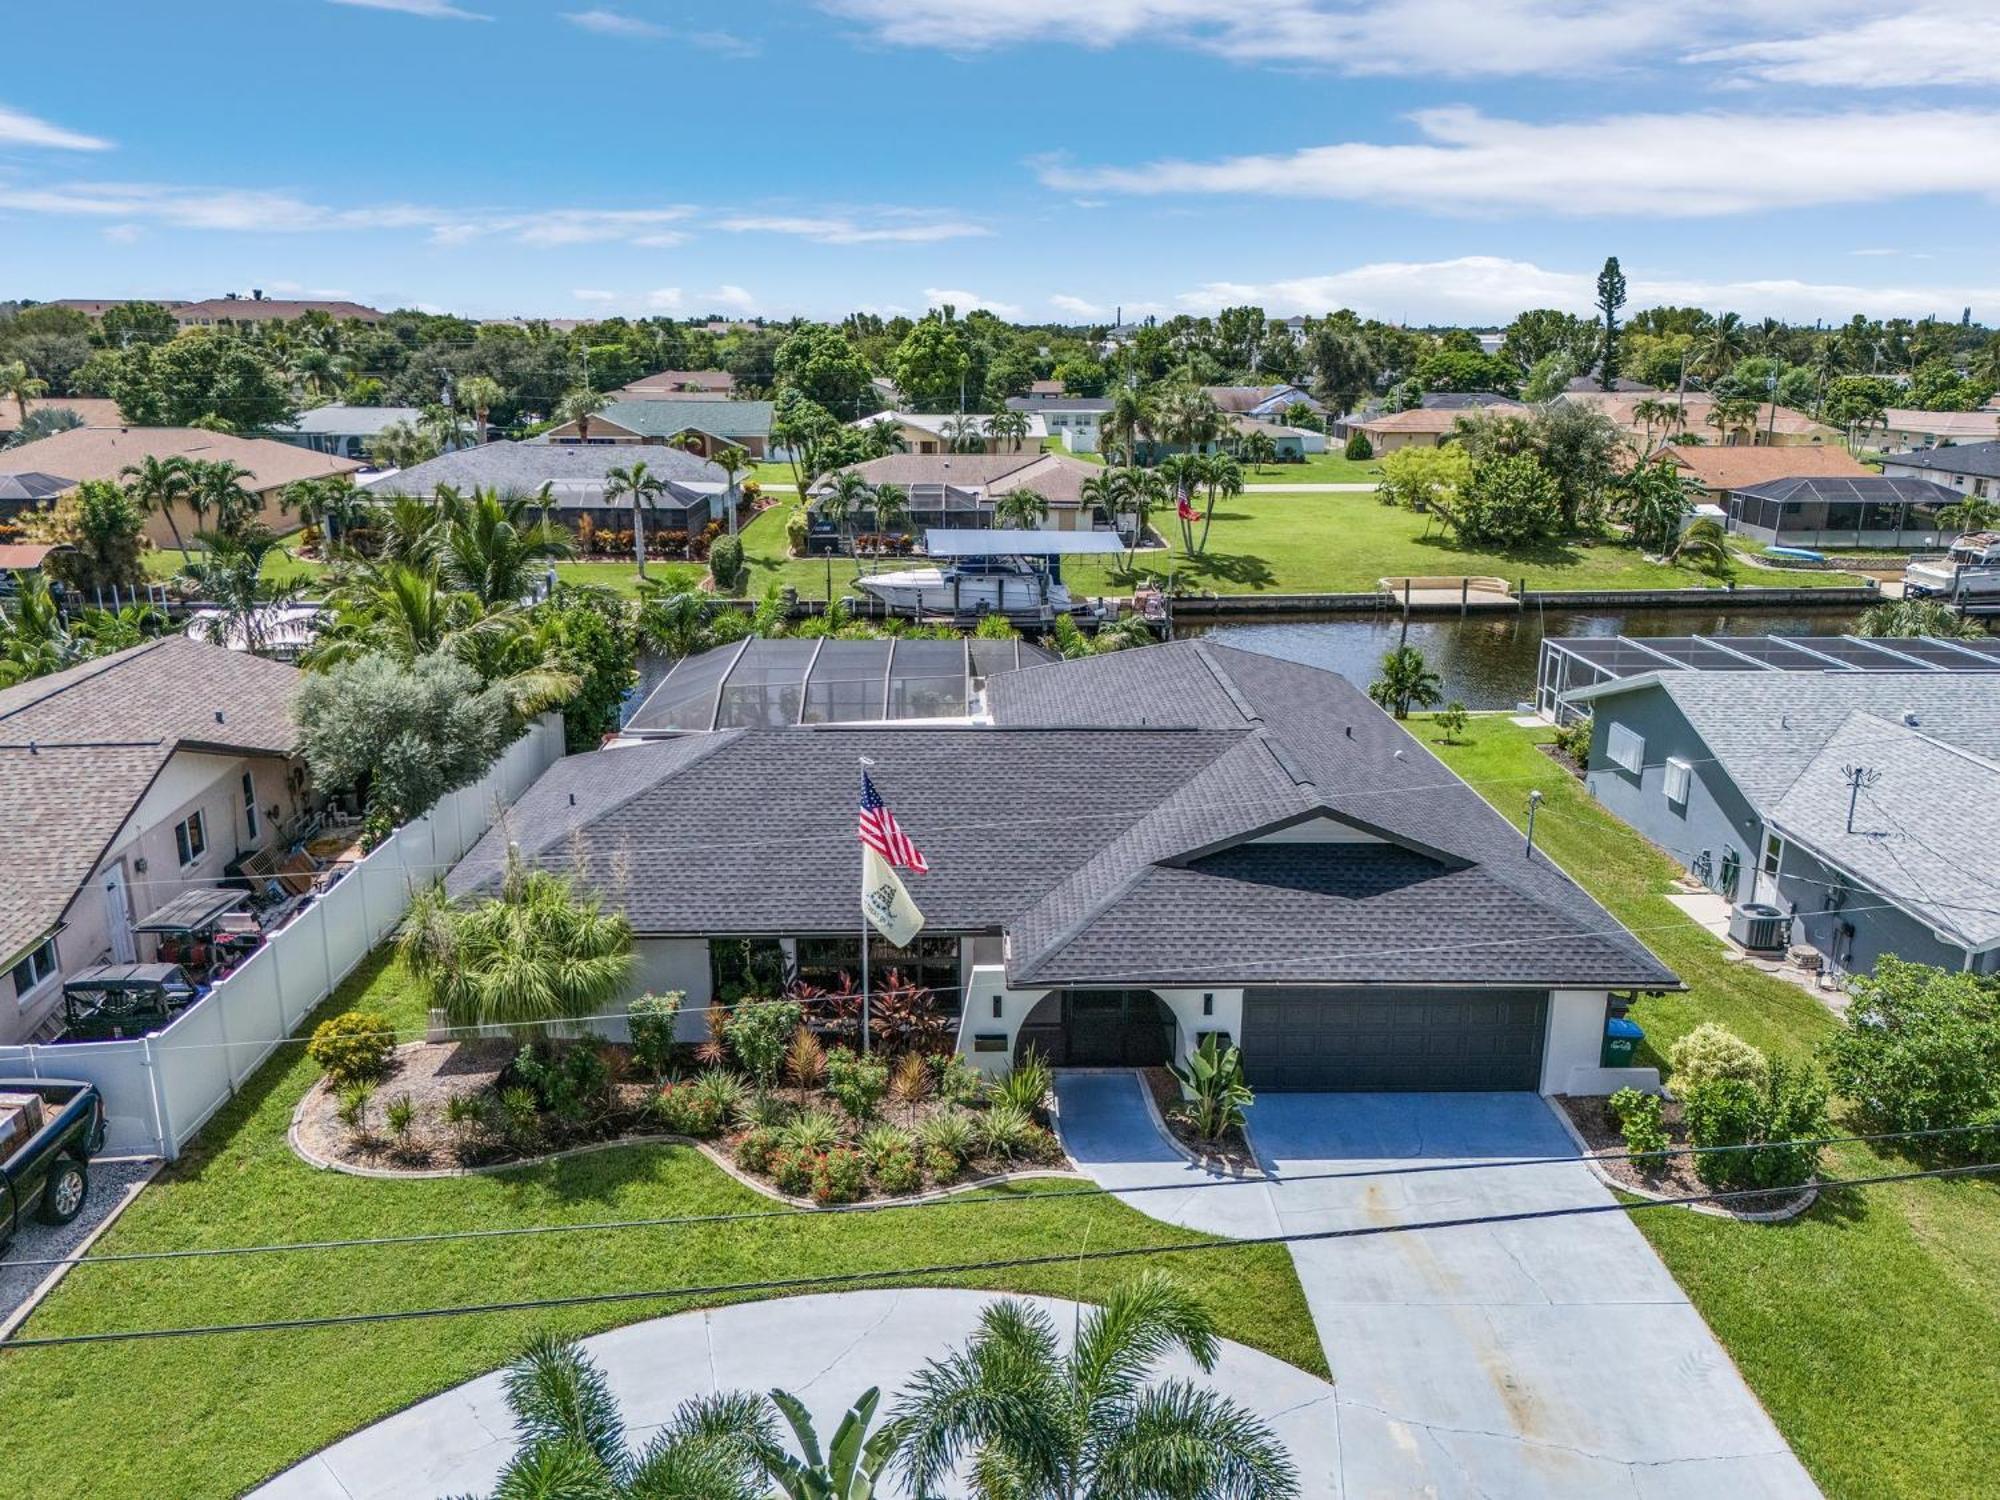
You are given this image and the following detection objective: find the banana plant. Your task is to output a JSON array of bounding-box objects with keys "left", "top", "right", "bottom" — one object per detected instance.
[
  {"left": 761, "top": 1386, "right": 900, "bottom": 1500},
  {"left": 1169, "top": 1033, "right": 1255, "bottom": 1140}
]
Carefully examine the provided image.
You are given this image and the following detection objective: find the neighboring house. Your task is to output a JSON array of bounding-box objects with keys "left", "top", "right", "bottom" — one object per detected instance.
[
  {"left": 1564, "top": 375, "right": 1656, "bottom": 395},
  {"left": 1725, "top": 475, "right": 1966, "bottom": 548},
  {"left": 1136, "top": 415, "right": 1323, "bottom": 462},
  {"left": 173, "top": 295, "right": 386, "bottom": 326},
  {"left": 1560, "top": 392, "right": 1839, "bottom": 450},
  {"left": 0, "top": 637, "right": 310, "bottom": 1046},
  {"left": 612, "top": 369, "right": 736, "bottom": 401},
  {"left": 851, "top": 411, "right": 1048, "bottom": 455},
  {"left": 1005, "top": 393, "right": 1112, "bottom": 454},
  {"left": 1026, "top": 379, "right": 1065, "bottom": 397},
  {"left": 540, "top": 399, "right": 778, "bottom": 459},
  {"left": 1880, "top": 440, "right": 2000, "bottom": 500},
  {"left": 1654, "top": 443, "right": 1870, "bottom": 507},
  {"left": 809, "top": 451, "right": 1106, "bottom": 534},
  {"left": 50, "top": 299, "right": 190, "bottom": 317},
  {"left": 0, "top": 428, "right": 362, "bottom": 548},
  {"left": 446, "top": 641, "right": 1677, "bottom": 1091},
  {"left": 1331, "top": 391, "right": 1513, "bottom": 441},
  {"left": 1568, "top": 667, "right": 2000, "bottom": 979},
  {"left": 0, "top": 396, "right": 126, "bottom": 440},
  {"left": 1203, "top": 384, "right": 1326, "bottom": 420},
  {"left": 0, "top": 473, "right": 74, "bottom": 523},
  {"left": 1349, "top": 403, "right": 1531, "bottom": 453},
  {"left": 263, "top": 405, "right": 445, "bottom": 462},
  {"left": 362, "top": 440, "right": 729, "bottom": 537},
  {"left": 1874, "top": 409, "right": 2000, "bottom": 450}
]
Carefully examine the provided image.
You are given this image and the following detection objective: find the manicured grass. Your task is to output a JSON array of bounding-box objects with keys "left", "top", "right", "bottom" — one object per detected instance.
[
  {"left": 0, "top": 951, "right": 1323, "bottom": 1497},
  {"left": 1041, "top": 437, "right": 1103, "bottom": 463},
  {"left": 1425, "top": 716, "right": 2000, "bottom": 1499},
  {"left": 141, "top": 545, "right": 324, "bottom": 587},
  {"left": 1239, "top": 451, "right": 1383, "bottom": 485}
]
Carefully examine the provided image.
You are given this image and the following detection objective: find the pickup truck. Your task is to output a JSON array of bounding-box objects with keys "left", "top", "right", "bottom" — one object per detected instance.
[{"left": 0, "top": 1079, "right": 106, "bottom": 1251}]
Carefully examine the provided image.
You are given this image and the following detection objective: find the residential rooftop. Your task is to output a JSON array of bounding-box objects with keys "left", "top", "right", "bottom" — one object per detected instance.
[{"left": 0, "top": 426, "right": 362, "bottom": 493}]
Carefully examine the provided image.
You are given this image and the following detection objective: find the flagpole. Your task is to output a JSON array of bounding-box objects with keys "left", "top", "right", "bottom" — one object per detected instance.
[{"left": 858, "top": 758, "right": 872, "bottom": 1056}]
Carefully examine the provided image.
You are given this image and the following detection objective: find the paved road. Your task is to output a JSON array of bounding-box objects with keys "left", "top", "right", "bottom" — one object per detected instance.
[
  {"left": 1053, "top": 1073, "right": 1819, "bottom": 1499},
  {"left": 252, "top": 1289, "right": 1340, "bottom": 1499}
]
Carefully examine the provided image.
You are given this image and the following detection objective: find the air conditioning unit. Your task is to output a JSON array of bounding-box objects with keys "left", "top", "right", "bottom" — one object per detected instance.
[{"left": 1729, "top": 902, "right": 1788, "bottom": 952}]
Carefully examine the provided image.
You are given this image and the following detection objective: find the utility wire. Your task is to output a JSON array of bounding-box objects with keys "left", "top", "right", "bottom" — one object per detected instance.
[
  {"left": 4, "top": 1159, "right": 1992, "bottom": 1350},
  {"left": 2, "top": 1120, "right": 1989, "bottom": 1276}
]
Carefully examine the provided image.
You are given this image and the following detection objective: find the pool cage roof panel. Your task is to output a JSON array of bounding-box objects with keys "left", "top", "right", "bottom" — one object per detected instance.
[
  {"left": 1544, "top": 633, "right": 2000, "bottom": 698},
  {"left": 628, "top": 635, "right": 1058, "bottom": 732}
]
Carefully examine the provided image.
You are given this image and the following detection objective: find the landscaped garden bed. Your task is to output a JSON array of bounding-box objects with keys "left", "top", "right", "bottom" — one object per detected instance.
[
  {"left": 1141, "top": 1063, "right": 1261, "bottom": 1175},
  {"left": 1556, "top": 1092, "right": 1812, "bottom": 1219}
]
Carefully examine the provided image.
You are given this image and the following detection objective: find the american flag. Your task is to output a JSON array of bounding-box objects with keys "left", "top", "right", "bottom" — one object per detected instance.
[{"left": 859, "top": 771, "right": 929, "bottom": 874}]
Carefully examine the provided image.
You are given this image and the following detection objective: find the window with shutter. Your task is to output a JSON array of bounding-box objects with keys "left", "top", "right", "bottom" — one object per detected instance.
[{"left": 1606, "top": 723, "right": 1646, "bottom": 774}]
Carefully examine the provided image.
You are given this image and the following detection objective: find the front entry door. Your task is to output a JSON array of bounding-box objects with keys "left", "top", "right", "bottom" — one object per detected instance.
[
  {"left": 1062, "top": 991, "right": 1173, "bottom": 1068},
  {"left": 101, "top": 863, "right": 136, "bottom": 964}
]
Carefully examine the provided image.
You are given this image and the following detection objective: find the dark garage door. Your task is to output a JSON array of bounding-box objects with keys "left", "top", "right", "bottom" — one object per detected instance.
[{"left": 1240, "top": 988, "right": 1548, "bottom": 1091}]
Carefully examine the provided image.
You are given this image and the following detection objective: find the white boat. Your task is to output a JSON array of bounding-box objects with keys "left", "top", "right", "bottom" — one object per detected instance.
[
  {"left": 856, "top": 558, "right": 1071, "bottom": 617},
  {"left": 1904, "top": 532, "right": 2000, "bottom": 605}
]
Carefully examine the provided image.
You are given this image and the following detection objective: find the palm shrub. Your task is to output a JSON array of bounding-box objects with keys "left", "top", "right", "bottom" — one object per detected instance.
[
  {"left": 892, "top": 1272, "right": 1300, "bottom": 1500},
  {"left": 691, "top": 1068, "right": 747, "bottom": 1121},
  {"left": 335, "top": 1081, "right": 376, "bottom": 1142},
  {"left": 443, "top": 1090, "right": 489, "bottom": 1154},
  {"left": 497, "top": 1085, "right": 542, "bottom": 1153},
  {"left": 1607, "top": 1088, "right": 1670, "bottom": 1173},
  {"left": 887, "top": 1051, "right": 932, "bottom": 1122},
  {"left": 976, "top": 1101, "right": 1037, "bottom": 1160},
  {"left": 1169, "top": 1034, "right": 1255, "bottom": 1142},
  {"left": 991, "top": 1049, "right": 1052, "bottom": 1115},
  {"left": 919, "top": 1109, "right": 978, "bottom": 1179},
  {"left": 1667, "top": 1023, "right": 1766, "bottom": 1093},
  {"left": 778, "top": 1107, "right": 844, "bottom": 1156},
  {"left": 824, "top": 1046, "right": 889, "bottom": 1125},
  {"left": 627, "top": 991, "right": 683, "bottom": 1081},
  {"left": 308, "top": 1011, "right": 396, "bottom": 1088},
  {"left": 1368, "top": 645, "right": 1443, "bottom": 719}
]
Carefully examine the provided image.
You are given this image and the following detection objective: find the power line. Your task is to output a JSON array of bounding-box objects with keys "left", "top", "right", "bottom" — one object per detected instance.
[
  {"left": 3, "top": 1119, "right": 1988, "bottom": 1276},
  {"left": 4, "top": 1158, "right": 1991, "bottom": 1350}
]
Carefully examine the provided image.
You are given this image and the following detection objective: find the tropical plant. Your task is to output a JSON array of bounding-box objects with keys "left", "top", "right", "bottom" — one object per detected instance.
[
  {"left": 991, "top": 1049, "right": 1051, "bottom": 1115},
  {"left": 1432, "top": 700, "right": 1469, "bottom": 744},
  {"left": 1937, "top": 494, "right": 1999, "bottom": 536},
  {"left": 892, "top": 1272, "right": 1300, "bottom": 1500},
  {"left": 1607, "top": 1088, "right": 1670, "bottom": 1170},
  {"left": 1169, "top": 1033, "right": 1254, "bottom": 1141},
  {"left": 455, "top": 374, "right": 504, "bottom": 442},
  {"left": 18, "top": 480, "right": 148, "bottom": 596},
  {"left": 282, "top": 474, "right": 366, "bottom": 553},
  {"left": 437, "top": 487, "right": 573, "bottom": 606},
  {"left": 763, "top": 1387, "right": 901, "bottom": 1500},
  {"left": 369, "top": 418, "right": 439, "bottom": 471},
  {"left": 787, "top": 1026, "right": 829, "bottom": 1102},
  {"left": 708, "top": 442, "right": 753, "bottom": 537},
  {"left": 177, "top": 526, "right": 309, "bottom": 656},
  {"left": 627, "top": 991, "right": 685, "bottom": 1081},
  {"left": 1, "top": 357, "right": 48, "bottom": 425},
  {"left": 816, "top": 470, "right": 869, "bottom": 555},
  {"left": 1856, "top": 597, "right": 1990, "bottom": 639},
  {"left": 1102, "top": 385, "right": 1155, "bottom": 466},
  {"left": 992, "top": 485, "right": 1050, "bottom": 531},
  {"left": 118, "top": 453, "right": 198, "bottom": 561},
  {"left": 1617, "top": 457, "right": 1700, "bottom": 554},
  {"left": 555, "top": 387, "right": 611, "bottom": 442},
  {"left": 633, "top": 577, "right": 733, "bottom": 658},
  {"left": 604, "top": 461, "right": 664, "bottom": 578},
  {"left": 1368, "top": 644, "right": 1443, "bottom": 719},
  {"left": 987, "top": 406, "right": 1032, "bottom": 453},
  {"left": 1195, "top": 452, "right": 1242, "bottom": 553},
  {"left": 869, "top": 481, "right": 910, "bottom": 538},
  {"left": 1667, "top": 1022, "right": 1767, "bottom": 1093},
  {"left": 886, "top": 1051, "right": 932, "bottom": 1122},
  {"left": 184, "top": 458, "right": 263, "bottom": 541}
]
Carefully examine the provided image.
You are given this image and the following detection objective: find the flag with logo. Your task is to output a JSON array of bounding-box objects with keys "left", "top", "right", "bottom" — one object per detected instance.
[{"left": 859, "top": 770, "right": 927, "bottom": 946}]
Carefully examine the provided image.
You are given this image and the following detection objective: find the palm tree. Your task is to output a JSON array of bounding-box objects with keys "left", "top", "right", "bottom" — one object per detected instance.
[
  {"left": 1369, "top": 645, "right": 1444, "bottom": 719},
  {"left": 1080, "top": 469, "right": 1122, "bottom": 534},
  {"left": 176, "top": 528, "right": 309, "bottom": 656},
  {"left": 119, "top": 453, "right": 198, "bottom": 562},
  {"left": 1197, "top": 452, "right": 1242, "bottom": 553},
  {"left": 282, "top": 474, "right": 365, "bottom": 554},
  {"left": 1631, "top": 397, "right": 1671, "bottom": 454},
  {"left": 0, "top": 572, "right": 83, "bottom": 685},
  {"left": 988, "top": 406, "right": 1032, "bottom": 453},
  {"left": 1, "top": 359, "right": 47, "bottom": 426},
  {"left": 1705, "top": 395, "right": 1760, "bottom": 449},
  {"left": 438, "top": 488, "right": 574, "bottom": 607},
  {"left": 419, "top": 402, "right": 470, "bottom": 455},
  {"left": 1103, "top": 386, "right": 1155, "bottom": 466},
  {"left": 892, "top": 1272, "right": 1299, "bottom": 1500},
  {"left": 1938, "top": 494, "right": 1999, "bottom": 536},
  {"left": 863, "top": 417, "right": 906, "bottom": 457},
  {"left": 287, "top": 344, "right": 346, "bottom": 402},
  {"left": 1239, "top": 428, "right": 1278, "bottom": 472},
  {"left": 992, "top": 485, "right": 1050, "bottom": 531},
  {"left": 556, "top": 387, "right": 611, "bottom": 443},
  {"left": 368, "top": 418, "right": 438, "bottom": 471},
  {"left": 1857, "top": 597, "right": 1990, "bottom": 639},
  {"left": 455, "top": 374, "right": 504, "bottom": 443},
  {"left": 1122, "top": 467, "right": 1166, "bottom": 571},
  {"left": 1158, "top": 452, "right": 1205, "bottom": 550},
  {"left": 308, "top": 561, "right": 465, "bottom": 666},
  {"left": 1662, "top": 516, "right": 1732, "bottom": 576},
  {"left": 940, "top": 413, "right": 987, "bottom": 453},
  {"left": 375, "top": 494, "right": 449, "bottom": 568},
  {"left": 1693, "top": 311, "right": 1747, "bottom": 385},
  {"left": 1617, "top": 457, "right": 1700, "bottom": 554},
  {"left": 870, "top": 480, "right": 910, "bottom": 539},
  {"left": 604, "top": 461, "right": 665, "bottom": 578},
  {"left": 816, "top": 470, "right": 869, "bottom": 555},
  {"left": 708, "top": 442, "right": 753, "bottom": 538},
  {"left": 633, "top": 578, "right": 728, "bottom": 659}
]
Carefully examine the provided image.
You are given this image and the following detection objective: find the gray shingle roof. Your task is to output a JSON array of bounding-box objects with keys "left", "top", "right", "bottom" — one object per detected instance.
[
  {"left": 1731, "top": 475, "right": 1963, "bottom": 505},
  {"left": 1769, "top": 712, "right": 2000, "bottom": 949},
  {"left": 0, "top": 637, "right": 302, "bottom": 962},
  {"left": 269, "top": 405, "right": 425, "bottom": 438},
  {"left": 1881, "top": 440, "right": 2000, "bottom": 480},
  {"left": 362, "top": 441, "right": 723, "bottom": 503},
  {"left": 576, "top": 400, "right": 774, "bottom": 441}
]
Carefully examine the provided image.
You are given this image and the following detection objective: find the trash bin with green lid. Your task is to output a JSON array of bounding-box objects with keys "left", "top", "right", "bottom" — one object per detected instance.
[{"left": 1601, "top": 1015, "right": 1643, "bottom": 1068}]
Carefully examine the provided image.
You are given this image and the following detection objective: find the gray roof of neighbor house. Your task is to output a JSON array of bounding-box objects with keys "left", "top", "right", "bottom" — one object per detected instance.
[
  {"left": 1768, "top": 712, "right": 2000, "bottom": 950},
  {"left": 1006, "top": 394, "right": 1116, "bottom": 413},
  {"left": 816, "top": 451, "right": 1101, "bottom": 506},
  {"left": 0, "top": 637, "right": 301, "bottom": 963},
  {"left": 1578, "top": 671, "right": 2000, "bottom": 810},
  {"left": 268, "top": 405, "right": 425, "bottom": 438},
  {"left": 449, "top": 641, "right": 1677, "bottom": 991},
  {"left": 545, "top": 400, "right": 774, "bottom": 441},
  {"left": 1881, "top": 440, "right": 2000, "bottom": 480},
  {"left": 1203, "top": 385, "right": 1324, "bottom": 414},
  {"left": 361, "top": 440, "right": 723, "bottom": 504}
]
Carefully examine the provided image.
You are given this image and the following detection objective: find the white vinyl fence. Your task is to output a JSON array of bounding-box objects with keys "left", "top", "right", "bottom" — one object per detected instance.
[{"left": 0, "top": 717, "right": 564, "bottom": 1159}]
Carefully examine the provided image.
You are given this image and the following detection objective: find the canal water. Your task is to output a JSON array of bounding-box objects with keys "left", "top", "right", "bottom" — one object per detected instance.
[{"left": 1181, "top": 603, "right": 1867, "bottom": 708}]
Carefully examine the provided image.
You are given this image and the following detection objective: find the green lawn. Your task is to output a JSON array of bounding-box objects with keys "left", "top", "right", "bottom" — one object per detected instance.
[
  {"left": 0, "top": 952, "right": 1322, "bottom": 1497},
  {"left": 1239, "top": 451, "right": 1383, "bottom": 485},
  {"left": 1425, "top": 716, "right": 2000, "bottom": 1500}
]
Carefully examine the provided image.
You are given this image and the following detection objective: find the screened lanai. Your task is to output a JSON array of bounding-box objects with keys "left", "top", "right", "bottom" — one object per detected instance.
[{"left": 625, "top": 635, "right": 1059, "bottom": 732}]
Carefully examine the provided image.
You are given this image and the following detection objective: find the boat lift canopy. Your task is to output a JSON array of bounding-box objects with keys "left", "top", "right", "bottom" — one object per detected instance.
[{"left": 923, "top": 529, "right": 1125, "bottom": 557}]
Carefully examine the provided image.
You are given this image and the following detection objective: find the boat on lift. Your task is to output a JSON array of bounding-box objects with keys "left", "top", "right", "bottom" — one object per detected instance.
[
  {"left": 854, "top": 528, "right": 1125, "bottom": 620},
  {"left": 1904, "top": 531, "right": 2000, "bottom": 610}
]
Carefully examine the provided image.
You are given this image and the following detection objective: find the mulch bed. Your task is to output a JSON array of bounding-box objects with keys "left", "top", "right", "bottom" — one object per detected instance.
[
  {"left": 1556, "top": 1093, "right": 1809, "bottom": 1217},
  {"left": 1537, "top": 741, "right": 1587, "bottom": 779},
  {"left": 1141, "top": 1068, "right": 1262, "bottom": 1175}
]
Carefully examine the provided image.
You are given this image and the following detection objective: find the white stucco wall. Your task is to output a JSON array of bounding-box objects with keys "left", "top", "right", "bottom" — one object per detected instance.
[
  {"left": 1541, "top": 989, "right": 1662, "bottom": 1095},
  {"left": 956, "top": 962, "right": 1048, "bottom": 1076},
  {"left": 621, "top": 938, "right": 716, "bottom": 1043}
]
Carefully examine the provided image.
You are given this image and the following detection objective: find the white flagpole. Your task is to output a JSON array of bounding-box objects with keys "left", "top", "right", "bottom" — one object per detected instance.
[{"left": 859, "top": 757, "right": 873, "bottom": 1055}]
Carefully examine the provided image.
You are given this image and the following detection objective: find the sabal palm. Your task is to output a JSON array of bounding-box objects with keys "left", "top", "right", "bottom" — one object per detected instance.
[
  {"left": 456, "top": 374, "right": 504, "bottom": 443},
  {"left": 440, "top": 488, "right": 574, "bottom": 607},
  {"left": 993, "top": 485, "right": 1050, "bottom": 530},
  {"left": 893, "top": 1272, "right": 1299, "bottom": 1500},
  {"left": 604, "top": 462, "right": 665, "bottom": 577},
  {"left": 556, "top": 387, "right": 611, "bottom": 442},
  {"left": 120, "top": 453, "right": 198, "bottom": 561}
]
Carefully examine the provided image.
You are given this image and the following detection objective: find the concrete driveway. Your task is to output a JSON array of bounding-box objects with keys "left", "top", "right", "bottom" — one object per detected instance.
[
  {"left": 252, "top": 1288, "right": 1340, "bottom": 1499},
  {"left": 1053, "top": 1073, "right": 1819, "bottom": 1499}
]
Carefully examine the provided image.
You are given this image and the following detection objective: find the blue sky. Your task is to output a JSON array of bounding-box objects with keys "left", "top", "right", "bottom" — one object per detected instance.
[{"left": 3, "top": 0, "right": 1999, "bottom": 325}]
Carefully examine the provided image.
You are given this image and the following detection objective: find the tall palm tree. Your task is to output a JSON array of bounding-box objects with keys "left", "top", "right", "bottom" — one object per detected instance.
[
  {"left": 893, "top": 1272, "right": 1299, "bottom": 1500},
  {"left": 863, "top": 416, "right": 906, "bottom": 457},
  {"left": 439, "top": 488, "right": 574, "bottom": 607},
  {"left": 556, "top": 387, "right": 611, "bottom": 443},
  {"left": 870, "top": 480, "right": 910, "bottom": 538},
  {"left": 992, "top": 485, "right": 1050, "bottom": 531},
  {"left": 1103, "top": 386, "right": 1156, "bottom": 466},
  {"left": 1080, "top": 469, "right": 1121, "bottom": 534},
  {"left": 1197, "top": 452, "right": 1242, "bottom": 553},
  {"left": 455, "top": 374, "right": 504, "bottom": 443},
  {"left": 287, "top": 344, "right": 346, "bottom": 402},
  {"left": 282, "top": 474, "right": 365, "bottom": 554},
  {"left": 187, "top": 459, "right": 262, "bottom": 541},
  {"left": 1705, "top": 395, "right": 1760, "bottom": 449},
  {"left": 1368, "top": 645, "right": 1444, "bottom": 719},
  {"left": 708, "top": 442, "right": 753, "bottom": 538},
  {"left": 1631, "top": 397, "right": 1671, "bottom": 454},
  {"left": 1, "top": 359, "right": 47, "bottom": 426},
  {"left": 176, "top": 528, "right": 309, "bottom": 656},
  {"left": 1158, "top": 452, "right": 1205, "bottom": 550},
  {"left": 816, "top": 469, "right": 869, "bottom": 555},
  {"left": 368, "top": 418, "right": 439, "bottom": 471},
  {"left": 988, "top": 406, "right": 1032, "bottom": 452},
  {"left": 940, "top": 413, "right": 987, "bottom": 453},
  {"left": 604, "top": 461, "right": 665, "bottom": 578},
  {"left": 1693, "top": 311, "right": 1747, "bottom": 385},
  {"left": 1239, "top": 428, "right": 1278, "bottom": 471},
  {"left": 119, "top": 453, "right": 198, "bottom": 562}
]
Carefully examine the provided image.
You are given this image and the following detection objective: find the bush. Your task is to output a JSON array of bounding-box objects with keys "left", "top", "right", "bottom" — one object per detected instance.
[
  {"left": 1668, "top": 1023, "right": 1767, "bottom": 1094},
  {"left": 1684, "top": 1057, "right": 1829, "bottom": 1192},
  {"left": 825, "top": 1046, "right": 889, "bottom": 1124},
  {"left": 309, "top": 1011, "right": 395, "bottom": 1088},
  {"left": 627, "top": 992, "right": 683, "bottom": 1080},
  {"left": 778, "top": 1107, "right": 844, "bottom": 1156},
  {"left": 1608, "top": 1088, "right": 1670, "bottom": 1172},
  {"left": 652, "top": 1081, "right": 726, "bottom": 1138},
  {"left": 1168, "top": 1035, "right": 1253, "bottom": 1141},
  {"left": 784, "top": 506, "right": 809, "bottom": 556},
  {"left": 497, "top": 1085, "right": 542, "bottom": 1152},
  {"left": 511, "top": 1043, "right": 612, "bottom": 1132},
  {"left": 1551, "top": 714, "right": 1592, "bottom": 764},
  {"left": 1823, "top": 957, "right": 2000, "bottom": 1149},
  {"left": 709, "top": 534, "right": 746, "bottom": 595},
  {"left": 734, "top": 1126, "right": 779, "bottom": 1175},
  {"left": 812, "top": 1146, "right": 868, "bottom": 1205},
  {"left": 931, "top": 1055, "right": 986, "bottom": 1108},
  {"left": 1344, "top": 430, "right": 1373, "bottom": 461},
  {"left": 690, "top": 1068, "right": 748, "bottom": 1122},
  {"left": 726, "top": 999, "right": 803, "bottom": 1091},
  {"left": 977, "top": 1102, "right": 1037, "bottom": 1160},
  {"left": 872, "top": 1143, "right": 923, "bottom": 1195},
  {"left": 1455, "top": 451, "right": 1561, "bottom": 547},
  {"left": 860, "top": 1123, "right": 915, "bottom": 1169},
  {"left": 991, "top": 1049, "right": 1051, "bottom": 1115},
  {"left": 770, "top": 1146, "right": 817, "bottom": 1196}
]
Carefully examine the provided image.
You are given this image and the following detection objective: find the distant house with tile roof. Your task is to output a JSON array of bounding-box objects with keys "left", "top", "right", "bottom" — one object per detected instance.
[
  {"left": 811, "top": 450, "right": 1106, "bottom": 534},
  {"left": 611, "top": 369, "right": 736, "bottom": 400},
  {"left": 1349, "top": 402, "right": 1532, "bottom": 453},
  {"left": 172, "top": 296, "right": 385, "bottom": 326},
  {"left": 851, "top": 410, "right": 1048, "bottom": 456},
  {"left": 0, "top": 396, "right": 127, "bottom": 441},
  {"left": 445, "top": 640, "right": 1676, "bottom": 1092},
  {"left": 1560, "top": 392, "right": 1839, "bottom": 451},
  {"left": 1875, "top": 409, "right": 2000, "bottom": 451},
  {"left": 0, "top": 637, "right": 309, "bottom": 1045},
  {"left": 1654, "top": 442, "right": 1870, "bottom": 505},
  {"left": 362, "top": 440, "right": 733, "bottom": 537}
]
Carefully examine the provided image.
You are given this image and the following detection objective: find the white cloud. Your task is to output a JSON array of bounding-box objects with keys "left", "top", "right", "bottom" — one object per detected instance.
[
  {"left": 101, "top": 223, "right": 142, "bottom": 244},
  {"left": 1176, "top": 255, "right": 2000, "bottom": 325},
  {"left": 1041, "top": 106, "right": 2000, "bottom": 217},
  {"left": 327, "top": 0, "right": 490, "bottom": 19},
  {"left": 690, "top": 30, "right": 759, "bottom": 56},
  {"left": 716, "top": 213, "right": 988, "bottom": 245},
  {"left": 646, "top": 287, "right": 685, "bottom": 310},
  {"left": 923, "top": 287, "right": 1023, "bottom": 317},
  {"left": 709, "top": 284, "right": 758, "bottom": 312},
  {"left": 1050, "top": 293, "right": 1107, "bottom": 317},
  {"left": 0, "top": 103, "right": 111, "bottom": 151},
  {"left": 1687, "top": 4, "right": 2000, "bottom": 87},
  {"left": 572, "top": 288, "right": 620, "bottom": 303},
  {"left": 562, "top": 9, "right": 666, "bottom": 38}
]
